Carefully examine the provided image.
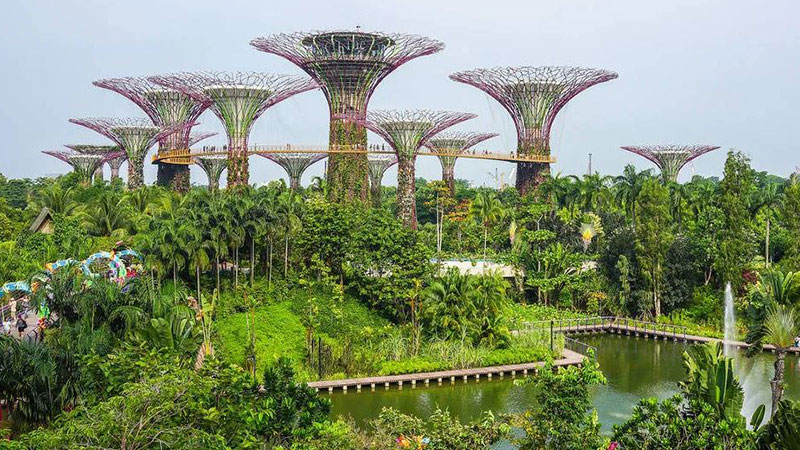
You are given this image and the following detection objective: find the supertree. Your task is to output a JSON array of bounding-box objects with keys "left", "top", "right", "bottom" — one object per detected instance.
[
  {"left": 450, "top": 66, "right": 618, "bottom": 194},
  {"left": 93, "top": 77, "right": 212, "bottom": 192},
  {"left": 42, "top": 150, "right": 117, "bottom": 186},
  {"left": 149, "top": 72, "right": 318, "bottom": 187},
  {"left": 620, "top": 145, "right": 720, "bottom": 182},
  {"left": 258, "top": 152, "right": 327, "bottom": 190},
  {"left": 188, "top": 131, "right": 217, "bottom": 147},
  {"left": 194, "top": 155, "right": 228, "bottom": 192},
  {"left": 64, "top": 144, "right": 121, "bottom": 182},
  {"left": 425, "top": 131, "right": 498, "bottom": 195},
  {"left": 367, "top": 153, "right": 398, "bottom": 207},
  {"left": 70, "top": 117, "right": 190, "bottom": 189},
  {"left": 357, "top": 110, "right": 475, "bottom": 228},
  {"left": 251, "top": 30, "right": 444, "bottom": 203}
]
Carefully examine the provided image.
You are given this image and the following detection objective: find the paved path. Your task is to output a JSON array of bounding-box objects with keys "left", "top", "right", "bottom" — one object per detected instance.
[{"left": 308, "top": 349, "right": 585, "bottom": 392}]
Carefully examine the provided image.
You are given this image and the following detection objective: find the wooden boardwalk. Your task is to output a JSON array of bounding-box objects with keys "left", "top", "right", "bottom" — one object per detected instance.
[{"left": 307, "top": 349, "right": 584, "bottom": 393}]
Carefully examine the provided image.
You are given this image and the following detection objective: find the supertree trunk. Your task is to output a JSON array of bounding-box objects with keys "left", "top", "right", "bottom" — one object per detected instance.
[
  {"left": 227, "top": 135, "right": 250, "bottom": 187},
  {"left": 157, "top": 164, "right": 191, "bottom": 193},
  {"left": 442, "top": 166, "right": 456, "bottom": 197},
  {"left": 516, "top": 161, "right": 550, "bottom": 195},
  {"left": 289, "top": 175, "right": 301, "bottom": 191},
  {"left": 110, "top": 163, "right": 122, "bottom": 181},
  {"left": 370, "top": 177, "right": 383, "bottom": 208},
  {"left": 127, "top": 156, "right": 145, "bottom": 190},
  {"left": 327, "top": 118, "right": 369, "bottom": 203},
  {"left": 93, "top": 166, "right": 104, "bottom": 183},
  {"left": 396, "top": 155, "right": 417, "bottom": 229}
]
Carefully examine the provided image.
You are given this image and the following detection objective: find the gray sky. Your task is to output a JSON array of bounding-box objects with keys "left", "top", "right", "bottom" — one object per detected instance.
[{"left": 1, "top": 0, "right": 798, "bottom": 187}]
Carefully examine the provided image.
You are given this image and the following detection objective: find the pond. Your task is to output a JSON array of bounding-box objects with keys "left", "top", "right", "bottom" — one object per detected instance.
[{"left": 328, "top": 333, "right": 800, "bottom": 432}]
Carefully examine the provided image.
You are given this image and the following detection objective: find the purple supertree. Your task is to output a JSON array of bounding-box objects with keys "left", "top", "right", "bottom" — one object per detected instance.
[
  {"left": 194, "top": 155, "right": 228, "bottom": 192},
  {"left": 367, "top": 153, "right": 398, "bottom": 207},
  {"left": 42, "top": 150, "right": 121, "bottom": 186},
  {"left": 258, "top": 152, "right": 327, "bottom": 190},
  {"left": 70, "top": 117, "right": 190, "bottom": 189},
  {"left": 188, "top": 131, "right": 217, "bottom": 147},
  {"left": 357, "top": 110, "right": 475, "bottom": 228},
  {"left": 149, "top": 71, "right": 317, "bottom": 188},
  {"left": 251, "top": 31, "right": 444, "bottom": 203},
  {"left": 93, "top": 77, "right": 212, "bottom": 192},
  {"left": 620, "top": 145, "right": 720, "bottom": 182},
  {"left": 450, "top": 66, "right": 618, "bottom": 195},
  {"left": 424, "top": 131, "right": 498, "bottom": 195},
  {"left": 64, "top": 144, "right": 121, "bottom": 182}
]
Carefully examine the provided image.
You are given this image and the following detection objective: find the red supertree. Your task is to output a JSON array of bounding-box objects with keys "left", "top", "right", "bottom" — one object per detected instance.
[
  {"left": 64, "top": 144, "right": 121, "bottom": 182},
  {"left": 251, "top": 30, "right": 444, "bottom": 203},
  {"left": 93, "top": 77, "right": 212, "bottom": 192},
  {"left": 450, "top": 66, "right": 617, "bottom": 194},
  {"left": 424, "top": 131, "right": 498, "bottom": 195},
  {"left": 69, "top": 117, "right": 191, "bottom": 189},
  {"left": 149, "top": 72, "right": 317, "bottom": 187},
  {"left": 367, "top": 154, "right": 398, "bottom": 207},
  {"left": 43, "top": 150, "right": 124, "bottom": 186},
  {"left": 258, "top": 152, "right": 327, "bottom": 190},
  {"left": 621, "top": 145, "right": 720, "bottom": 182},
  {"left": 356, "top": 110, "right": 475, "bottom": 228}
]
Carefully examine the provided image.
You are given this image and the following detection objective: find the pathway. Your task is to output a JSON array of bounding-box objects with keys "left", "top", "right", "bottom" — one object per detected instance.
[{"left": 307, "top": 348, "right": 585, "bottom": 393}]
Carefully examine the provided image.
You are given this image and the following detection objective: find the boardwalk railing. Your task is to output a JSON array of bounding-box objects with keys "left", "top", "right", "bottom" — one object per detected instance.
[
  {"left": 519, "top": 316, "right": 688, "bottom": 342},
  {"left": 564, "top": 336, "right": 597, "bottom": 361}
]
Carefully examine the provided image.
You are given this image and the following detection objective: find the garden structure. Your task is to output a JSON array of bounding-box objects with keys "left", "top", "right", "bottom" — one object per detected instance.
[
  {"left": 620, "top": 145, "right": 721, "bottom": 182},
  {"left": 42, "top": 151, "right": 117, "bottom": 186},
  {"left": 450, "top": 66, "right": 618, "bottom": 194},
  {"left": 425, "top": 131, "right": 498, "bottom": 195},
  {"left": 64, "top": 144, "right": 121, "bottom": 182},
  {"left": 149, "top": 71, "right": 318, "bottom": 188},
  {"left": 356, "top": 110, "right": 476, "bottom": 228},
  {"left": 69, "top": 117, "right": 190, "bottom": 189},
  {"left": 251, "top": 30, "right": 444, "bottom": 203},
  {"left": 366, "top": 153, "right": 398, "bottom": 207},
  {"left": 258, "top": 151, "right": 327, "bottom": 190},
  {"left": 194, "top": 155, "right": 228, "bottom": 192},
  {"left": 93, "top": 77, "right": 213, "bottom": 193}
]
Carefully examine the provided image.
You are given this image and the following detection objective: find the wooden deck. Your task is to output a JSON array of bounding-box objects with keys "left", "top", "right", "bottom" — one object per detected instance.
[{"left": 307, "top": 349, "right": 585, "bottom": 393}]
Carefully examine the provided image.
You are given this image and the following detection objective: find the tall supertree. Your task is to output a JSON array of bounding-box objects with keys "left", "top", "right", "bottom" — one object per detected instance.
[
  {"left": 64, "top": 144, "right": 121, "bottom": 182},
  {"left": 149, "top": 72, "right": 317, "bottom": 187},
  {"left": 251, "top": 31, "right": 444, "bottom": 203},
  {"left": 450, "top": 66, "right": 618, "bottom": 194},
  {"left": 42, "top": 150, "right": 118, "bottom": 186},
  {"left": 194, "top": 155, "right": 228, "bottom": 192},
  {"left": 70, "top": 117, "right": 189, "bottom": 189},
  {"left": 93, "top": 77, "right": 212, "bottom": 192},
  {"left": 367, "top": 153, "right": 398, "bottom": 207},
  {"left": 425, "top": 131, "right": 498, "bottom": 195},
  {"left": 620, "top": 145, "right": 720, "bottom": 182},
  {"left": 357, "top": 110, "right": 475, "bottom": 228},
  {"left": 258, "top": 152, "right": 327, "bottom": 190}
]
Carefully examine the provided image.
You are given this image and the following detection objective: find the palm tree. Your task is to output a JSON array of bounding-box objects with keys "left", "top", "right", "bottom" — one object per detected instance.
[
  {"left": 469, "top": 191, "right": 505, "bottom": 268},
  {"left": 277, "top": 190, "right": 303, "bottom": 276},
  {"left": 614, "top": 165, "right": 650, "bottom": 226},
  {"left": 424, "top": 268, "right": 476, "bottom": 339},
  {"left": 762, "top": 304, "right": 800, "bottom": 416},
  {"left": 577, "top": 172, "right": 612, "bottom": 212},
  {"left": 37, "top": 184, "right": 77, "bottom": 216},
  {"left": 82, "top": 191, "right": 130, "bottom": 237},
  {"left": 752, "top": 182, "right": 782, "bottom": 267}
]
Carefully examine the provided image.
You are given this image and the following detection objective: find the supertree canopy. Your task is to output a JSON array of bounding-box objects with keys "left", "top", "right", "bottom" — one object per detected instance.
[
  {"left": 450, "top": 66, "right": 617, "bottom": 194},
  {"left": 259, "top": 152, "right": 327, "bottom": 190},
  {"left": 425, "top": 131, "right": 498, "bottom": 195},
  {"left": 188, "top": 131, "right": 217, "bottom": 147},
  {"left": 251, "top": 30, "right": 444, "bottom": 203},
  {"left": 358, "top": 110, "right": 475, "bottom": 228},
  {"left": 42, "top": 150, "right": 116, "bottom": 186},
  {"left": 64, "top": 144, "right": 121, "bottom": 181},
  {"left": 367, "top": 153, "right": 398, "bottom": 207},
  {"left": 149, "top": 71, "right": 318, "bottom": 187},
  {"left": 93, "top": 77, "right": 212, "bottom": 192},
  {"left": 70, "top": 117, "right": 190, "bottom": 189},
  {"left": 194, "top": 155, "right": 228, "bottom": 192},
  {"left": 620, "top": 145, "right": 720, "bottom": 182}
]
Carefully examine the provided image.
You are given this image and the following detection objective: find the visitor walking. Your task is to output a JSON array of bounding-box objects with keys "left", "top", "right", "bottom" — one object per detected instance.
[
  {"left": 16, "top": 315, "right": 27, "bottom": 337},
  {"left": 2, "top": 317, "right": 11, "bottom": 335}
]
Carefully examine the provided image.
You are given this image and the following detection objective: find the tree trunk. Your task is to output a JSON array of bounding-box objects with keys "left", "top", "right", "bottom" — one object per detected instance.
[
  {"left": 250, "top": 238, "right": 255, "bottom": 287},
  {"left": 483, "top": 226, "right": 488, "bottom": 274},
  {"left": 396, "top": 156, "right": 418, "bottom": 229},
  {"left": 771, "top": 350, "right": 786, "bottom": 416},
  {"left": 196, "top": 266, "right": 201, "bottom": 301},
  {"left": 234, "top": 247, "right": 239, "bottom": 287},
  {"left": 215, "top": 254, "right": 220, "bottom": 294},
  {"left": 268, "top": 239, "right": 273, "bottom": 287},
  {"left": 766, "top": 216, "right": 771, "bottom": 268},
  {"left": 284, "top": 232, "right": 289, "bottom": 276}
]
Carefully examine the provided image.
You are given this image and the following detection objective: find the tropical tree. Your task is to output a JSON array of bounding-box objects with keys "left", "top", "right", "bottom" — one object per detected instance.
[
  {"left": 762, "top": 304, "right": 800, "bottom": 416},
  {"left": 81, "top": 191, "right": 130, "bottom": 237},
  {"left": 469, "top": 191, "right": 505, "bottom": 266},
  {"left": 424, "top": 268, "right": 476, "bottom": 339},
  {"left": 35, "top": 184, "right": 77, "bottom": 216},
  {"left": 614, "top": 165, "right": 650, "bottom": 227},
  {"left": 716, "top": 151, "right": 755, "bottom": 288},
  {"left": 635, "top": 179, "right": 674, "bottom": 317},
  {"left": 752, "top": 182, "right": 782, "bottom": 267}
]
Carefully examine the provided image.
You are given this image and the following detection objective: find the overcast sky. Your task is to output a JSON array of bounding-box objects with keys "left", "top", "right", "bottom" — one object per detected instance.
[{"left": 1, "top": 0, "right": 798, "bottom": 188}]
